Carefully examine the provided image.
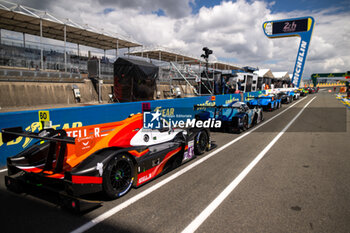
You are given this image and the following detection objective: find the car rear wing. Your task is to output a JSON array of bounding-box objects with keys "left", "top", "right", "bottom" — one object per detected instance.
[
  {"left": 2, "top": 127, "right": 75, "bottom": 174},
  {"left": 246, "top": 96, "right": 276, "bottom": 102},
  {"left": 193, "top": 105, "right": 240, "bottom": 110},
  {"left": 1, "top": 127, "right": 75, "bottom": 144},
  {"left": 245, "top": 96, "right": 273, "bottom": 99}
]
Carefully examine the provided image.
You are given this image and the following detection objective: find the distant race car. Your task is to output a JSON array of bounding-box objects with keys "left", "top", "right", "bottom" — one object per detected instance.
[
  {"left": 292, "top": 90, "right": 300, "bottom": 100},
  {"left": 277, "top": 91, "right": 293, "bottom": 104},
  {"left": 307, "top": 87, "right": 318, "bottom": 94},
  {"left": 247, "top": 94, "right": 282, "bottom": 111},
  {"left": 304, "top": 87, "right": 312, "bottom": 94},
  {"left": 2, "top": 106, "right": 212, "bottom": 212},
  {"left": 298, "top": 88, "right": 309, "bottom": 96},
  {"left": 195, "top": 101, "right": 263, "bottom": 133}
]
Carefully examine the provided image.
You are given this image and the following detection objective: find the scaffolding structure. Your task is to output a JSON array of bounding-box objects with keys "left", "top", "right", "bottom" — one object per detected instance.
[{"left": 127, "top": 47, "right": 241, "bottom": 96}]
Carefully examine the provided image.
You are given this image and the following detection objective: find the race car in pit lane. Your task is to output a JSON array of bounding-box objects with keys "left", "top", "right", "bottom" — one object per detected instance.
[
  {"left": 292, "top": 90, "right": 300, "bottom": 100},
  {"left": 298, "top": 88, "right": 309, "bottom": 96},
  {"left": 307, "top": 87, "right": 318, "bottom": 94},
  {"left": 246, "top": 94, "right": 282, "bottom": 111},
  {"left": 277, "top": 91, "right": 293, "bottom": 104},
  {"left": 195, "top": 101, "right": 263, "bottom": 133},
  {"left": 1, "top": 106, "right": 212, "bottom": 212}
]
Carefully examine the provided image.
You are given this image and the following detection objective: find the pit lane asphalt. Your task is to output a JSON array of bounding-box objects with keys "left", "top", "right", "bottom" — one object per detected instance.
[{"left": 0, "top": 90, "right": 349, "bottom": 233}]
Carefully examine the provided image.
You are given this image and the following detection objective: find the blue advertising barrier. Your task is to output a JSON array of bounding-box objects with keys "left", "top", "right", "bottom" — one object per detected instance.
[{"left": 0, "top": 91, "right": 263, "bottom": 166}]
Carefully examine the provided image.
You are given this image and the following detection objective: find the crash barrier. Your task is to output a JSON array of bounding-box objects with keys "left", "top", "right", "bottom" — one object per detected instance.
[{"left": 0, "top": 91, "right": 264, "bottom": 166}]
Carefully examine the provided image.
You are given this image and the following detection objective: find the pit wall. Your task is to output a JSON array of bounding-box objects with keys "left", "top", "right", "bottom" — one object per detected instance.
[
  {"left": 0, "top": 79, "right": 113, "bottom": 108},
  {"left": 0, "top": 91, "right": 264, "bottom": 166}
]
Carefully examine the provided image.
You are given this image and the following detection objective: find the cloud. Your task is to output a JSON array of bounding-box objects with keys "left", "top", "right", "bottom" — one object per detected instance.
[
  {"left": 97, "top": 0, "right": 194, "bottom": 18},
  {"left": 16, "top": 0, "right": 194, "bottom": 18},
  {"left": 13, "top": 0, "right": 52, "bottom": 10},
  {"left": 13, "top": 0, "right": 194, "bottom": 18},
  {"left": 8, "top": 0, "right": 350, "bottom": 78}
]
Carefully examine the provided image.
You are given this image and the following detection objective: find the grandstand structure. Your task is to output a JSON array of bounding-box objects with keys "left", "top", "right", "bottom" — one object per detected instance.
[
  {"left": 0, "top": 0, "right": 141, "bottom": 79},
  {"left": 128, "top": 47, "right": 241, "bottom": 73}
]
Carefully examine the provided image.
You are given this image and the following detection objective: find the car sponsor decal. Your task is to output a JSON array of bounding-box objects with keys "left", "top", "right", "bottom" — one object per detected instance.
[
  {"left": 183, "top": 140, "right": 194, "bottom": 161},
  {"left": 75, "top": 136, "right": 96, "bottom": 156},
  {"left": 136, "top": 147, "right": 182, "bottom": 186}
]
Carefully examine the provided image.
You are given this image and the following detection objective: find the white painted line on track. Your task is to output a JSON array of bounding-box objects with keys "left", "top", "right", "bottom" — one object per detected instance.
[
  {"left": 181, "top": 96, "right": 316, "bottom": 233},
  {"left": 0, "top": 168, "right": 7, "bottom": 173},
  {"left": 71, "top": 97, "right": 308, "bottom": 233}
]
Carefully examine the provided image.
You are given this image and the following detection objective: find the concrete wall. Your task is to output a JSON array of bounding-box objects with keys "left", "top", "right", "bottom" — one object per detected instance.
[
  {"left": 0, "top": 79, "right": 113, "bottom": 108},
  {"left": 0, "top": 77, "right": 199, "bottom": 109},
  {"left": 156, "top": 84, "right": 196, "bottom": 99}
]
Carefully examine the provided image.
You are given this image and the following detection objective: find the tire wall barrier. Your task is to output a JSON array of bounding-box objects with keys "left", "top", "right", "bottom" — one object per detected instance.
[{"left": 0, "top": 91, "right": 264, "bottom": 166}]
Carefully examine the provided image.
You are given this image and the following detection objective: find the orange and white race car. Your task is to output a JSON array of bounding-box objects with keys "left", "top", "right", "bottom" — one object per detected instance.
[{"left": 2, "top": 107, "right": 211, "bottom": 211}]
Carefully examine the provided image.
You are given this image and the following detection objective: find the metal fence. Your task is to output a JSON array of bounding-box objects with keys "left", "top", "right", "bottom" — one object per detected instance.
[{"left": 0, "top": 38, "right": 114, "bottom": 79}]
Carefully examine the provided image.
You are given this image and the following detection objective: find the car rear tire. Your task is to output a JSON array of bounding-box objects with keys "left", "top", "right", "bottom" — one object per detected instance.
[
  {"left": 253, "top": 113, "right": 258, "bottom": 126},
  {"left": 103, "top": 154, "right": 134, "bottom": 199},
  {"left": 268, "top": 103, "right": 272, "bottom": 111},
  {"left": 260, "top": 111, "right": 264, "bottom": 122},
  {"left": 242, "top": 115, "right": 248, "bottom": 131},
  {"left": 194, "top": 130, "right": 209, "bottom": 155}
]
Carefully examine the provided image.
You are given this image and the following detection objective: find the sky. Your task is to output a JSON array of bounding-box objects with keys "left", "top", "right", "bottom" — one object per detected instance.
[{"left": 6, "top": 0, "right": 350, "bottom": 78}]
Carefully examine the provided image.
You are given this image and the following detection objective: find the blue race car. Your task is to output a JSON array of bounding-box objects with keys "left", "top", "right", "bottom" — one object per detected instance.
[
  {"left": 277, "top": 91, "right": 293, "bottom": 104},
  {"left": 195, "top": 101, "right": 263, "bottom": 133},
  {"left": 247, "top": 94, "right": 281, "bottom": 111},
  {"left": 290, "top": 90, "right": 300, "bottom": 100}
]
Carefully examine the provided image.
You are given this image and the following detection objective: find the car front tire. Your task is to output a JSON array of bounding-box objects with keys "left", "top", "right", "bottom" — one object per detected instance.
[
  {"left": 194, "top": 130, "right": 209, "bottom": 155},
  {"left": 103, "top": 154, "right": 135, "bottom": 199}
]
